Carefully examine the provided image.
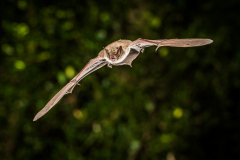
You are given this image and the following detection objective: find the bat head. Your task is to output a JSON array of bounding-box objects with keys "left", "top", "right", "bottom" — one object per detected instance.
[
  {"left": 98, "top": 40, "right": 132, "bottom": 63},
  {"left": 102, "top": 46, "right": 123, "bottom": 62}
]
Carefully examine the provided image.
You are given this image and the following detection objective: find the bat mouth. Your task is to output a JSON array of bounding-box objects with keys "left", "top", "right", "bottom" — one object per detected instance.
[{"left": 111, "top": 58, "right": 117, "bottom": 61}]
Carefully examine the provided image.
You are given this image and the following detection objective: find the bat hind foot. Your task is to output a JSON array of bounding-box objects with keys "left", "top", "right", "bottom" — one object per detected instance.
[{"left": 108, "top": 63, "right": 112, "bottom": 68}]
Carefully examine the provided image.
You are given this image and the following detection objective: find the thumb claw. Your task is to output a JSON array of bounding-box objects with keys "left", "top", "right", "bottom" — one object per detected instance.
[
  {"left": 70, "top": 80, "right": 81, "bottom": 86},
  {"left": 155, "top": 44, "right": 161, "bottom": 52}
]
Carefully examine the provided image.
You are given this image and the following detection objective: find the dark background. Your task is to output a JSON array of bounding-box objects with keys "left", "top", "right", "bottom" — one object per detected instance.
[{"left": 1, "top": 0, "right": 240, "bottom": 159}]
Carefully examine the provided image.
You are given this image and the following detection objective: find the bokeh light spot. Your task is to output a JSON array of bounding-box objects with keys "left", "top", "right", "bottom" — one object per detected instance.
[
  {"left": 159, "top": 47, "right": 169, "bottom": 57},
  {"left": 92, "top": 123, "right": 101, "bottom": 133},
  {"left": 44, "top": 81, "right": 53, "bottom": 91},
  {"left": 65, "top": 66, "right": 76, "bottom": 79},
  {"left": 160, "top": 134, "right": 173, "bottom": 143},
  {"left": 151, "top": 17, "right": 161, "bottom": 28},
  {"left": 96, "top": 30, "right": 107, "bottom": 40},
  {"left": 56, "top": 10, "right": 66, "bottom": 18},
  {"left": 14, "top": 23, "right": 29, "bottom": 37},
  {"left": 57, "top": 72, "right": 67, "bottom": 84},
  {"left": 38, "top": 51, "right": 51, "bottom": 62},
  {"left": 100, "top": 12, "right": 110, "bottom": 22},
  {"left": 61, "top": 21, "right": 74, "bottom": 31},
  {"left": 130, "top": 140, "right": 140, "bottom": 153},
  {"left": 73, "top": 109, "right": 83, "bottom": 119},
  {"left": 173, "top": 107, "right": 183, "bottom": 119},
  {"left": 14, "top": 60, "right": 26, "bottom": 70},
  {"left": 166, "top": 152, "right": 176, "bottom": 160},
  {"left": 18, "top": 1, "right": 27, "bottom": 10},
  {"left": 2, "top": 44, "right": 14, "bottom": 55},
  {"left": 145, "top": 101, "right": 155, "bottom": 112}
]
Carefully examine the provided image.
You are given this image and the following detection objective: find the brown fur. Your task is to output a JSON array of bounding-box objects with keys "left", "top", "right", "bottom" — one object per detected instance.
[{"left": 98, "top": 40, "right": 132, "bottom": 59}]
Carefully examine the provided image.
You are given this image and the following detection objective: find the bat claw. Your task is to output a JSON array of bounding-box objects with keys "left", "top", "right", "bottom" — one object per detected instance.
[
  {"left": 66, "top": 80, "right": 81, "bottom": 94},
  {"left": 70, "top": 80, "right": 81, "bottom": 86},
  {"left": 108, "top": 63, "right": 112, "bottom": 68},
  {"left": 155, "top": 43, "right": 161, "bottom": 52}
]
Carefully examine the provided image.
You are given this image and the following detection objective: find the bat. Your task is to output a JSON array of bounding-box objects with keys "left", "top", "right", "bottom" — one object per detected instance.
[{"left": 33, "top": 38, "right": 213, "bottom": 121}]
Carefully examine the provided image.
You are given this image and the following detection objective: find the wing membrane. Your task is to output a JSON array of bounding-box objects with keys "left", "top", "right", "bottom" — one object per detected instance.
[
  {"left": 33, "top": 56, "right": 107, "bottom": 121},
  {"left": 129, "top": 38, "right": 213, "bottom": 51}
]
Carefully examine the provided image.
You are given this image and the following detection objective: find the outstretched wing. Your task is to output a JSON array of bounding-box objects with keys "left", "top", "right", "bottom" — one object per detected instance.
[
  {"left": 33, "top": 56, "right": 107, "bottom": 121},
  {"left": 130, "top": 38, "right": 213, "bottom": 51},
  {"left": 118, "top": 38, "right": 213, "bottom": 66}
]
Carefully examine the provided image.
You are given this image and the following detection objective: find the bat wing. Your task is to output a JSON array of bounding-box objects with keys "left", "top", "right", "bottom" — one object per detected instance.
[
  {"left": 33, "top": 56, "right": 107, "bottom": 121},
  {"left": 114, "top": 49, "right": 140, "bottom": 67},
  {"left": 129, "top": 38, "right": 213, "bottom": 51},
  {"left": 117, "top": 38, "right": 213, "bottom": 66}
]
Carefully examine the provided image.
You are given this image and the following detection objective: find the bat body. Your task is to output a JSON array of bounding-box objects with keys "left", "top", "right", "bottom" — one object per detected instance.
[{"left": 33, "top": 38, "right": 213, "bottom": 121}]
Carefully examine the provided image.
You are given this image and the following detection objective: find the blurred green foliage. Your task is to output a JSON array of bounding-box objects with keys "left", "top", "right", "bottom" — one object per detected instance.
[{"left": 1, "top": 0, "right": 240, "bottom": 160}]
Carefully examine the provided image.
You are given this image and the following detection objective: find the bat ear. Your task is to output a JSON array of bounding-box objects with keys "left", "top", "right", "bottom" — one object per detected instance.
[
  {"left": 98, "top": 49, "right": 105, "bottom": 57},
  {"left": 115, "top": 46, "right": 123, "bottom": 58}
]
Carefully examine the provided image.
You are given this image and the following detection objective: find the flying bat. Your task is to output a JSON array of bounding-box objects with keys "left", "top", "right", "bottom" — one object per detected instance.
[{"left": 33, "top": 38, "right": 213, "bottom": 121}]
